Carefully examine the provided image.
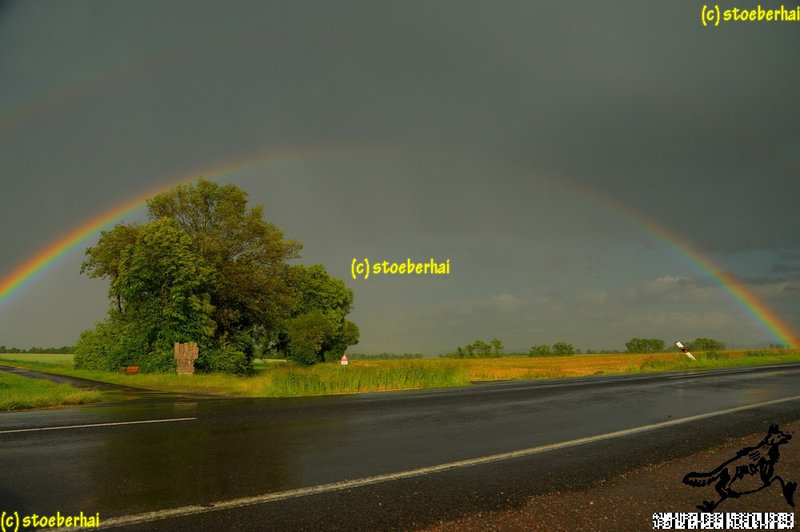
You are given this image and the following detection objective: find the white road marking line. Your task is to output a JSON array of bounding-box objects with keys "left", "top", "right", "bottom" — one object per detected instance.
[
  {"left": 0, "top": 417, "right": 196, "bottom": 434},
  {"left": 83, "top": 394, "right": 800, "bottom": 530}
]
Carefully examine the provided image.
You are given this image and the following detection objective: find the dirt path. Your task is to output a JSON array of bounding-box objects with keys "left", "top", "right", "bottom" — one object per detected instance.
[{"left": 421, "top": 420, "right": 799, "bottom": 532}]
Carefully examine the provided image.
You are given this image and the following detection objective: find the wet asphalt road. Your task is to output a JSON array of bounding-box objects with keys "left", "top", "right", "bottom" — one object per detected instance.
[{"left": 1, "top": 363, "right": 799, "bottom": 530}]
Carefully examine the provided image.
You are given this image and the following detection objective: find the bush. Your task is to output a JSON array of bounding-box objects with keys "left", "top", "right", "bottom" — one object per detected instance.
[
  {"left": 74, "top": 321, "right": 133, "bottom": 370},
  {"left": 197, "top": 343, "right": 252, "bottom": 375},
  {"left": 138, "top": 348, "right": 177, "bottom": 373}
]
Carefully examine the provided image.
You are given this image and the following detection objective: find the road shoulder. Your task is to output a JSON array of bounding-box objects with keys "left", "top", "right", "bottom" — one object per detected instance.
[{"left": 423, "top": 419, "right": 800, "bottom": 532}]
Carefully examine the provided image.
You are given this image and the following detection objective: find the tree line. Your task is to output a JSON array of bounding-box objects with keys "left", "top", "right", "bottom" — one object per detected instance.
[
  {"left": 75, "top": 180, "right": 359, "bottom": 375},
  {"left": 0, "top": 346, "right": 74, "bottom": 354},
  {"left": 442, "top": 338, "right": 505, "bottom": 358},
  {"left": 441, "top": 337, "right": 729, "bottom": 358},
  {"left": 529, "top": 342, "right": 579, "bottom": 356},
  {"left": 348, "top": 353, "right": 425, "bottom": 360}
]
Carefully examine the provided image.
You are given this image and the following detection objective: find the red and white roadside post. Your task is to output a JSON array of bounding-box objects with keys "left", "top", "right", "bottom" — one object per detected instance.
[
  {"left": 340, "top": 354, "right": 349, "bottom": 366},
  {"left": 676, "top": 341, "right": 696, "bottom": 361}
]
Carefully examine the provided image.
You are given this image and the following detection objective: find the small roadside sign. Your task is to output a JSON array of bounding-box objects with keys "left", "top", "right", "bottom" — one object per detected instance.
[{"left": 340, "top": 354, "right": 349, "bottom": 366}]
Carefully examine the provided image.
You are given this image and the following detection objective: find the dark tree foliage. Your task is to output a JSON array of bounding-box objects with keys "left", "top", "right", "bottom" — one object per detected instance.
[
  {"left": 625, "top": 337, "right": 666, "bottom": 354},
  {"left": 529, "top": 342, "right": 578, "bottom": 356},
  {"left": 146, "top": 179, "right": 302, "bottom": 348},
  {"left": 76, "top": 180, "right": 357, "bottom": 374},
  {"left": 444, "top": 339, "right": 504, "bottom": 358},
  {"left": 76, "top": 218, "right": 216, "bottom": 372},
  {"left": 0, "top": 346, "right": 74, "bottom": 354},
  {"left": 686, "top": 337, "right": 726, "bottom": 351},
  {"left": 551, "top": 341, "right": 577, "bottom": 356},
  {"left": 275, "top": 264, "right": 359, "bottom": 365}
]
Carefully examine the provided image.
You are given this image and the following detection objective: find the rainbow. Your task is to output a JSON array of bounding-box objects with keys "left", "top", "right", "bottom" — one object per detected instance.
[
  {"left": 0, "top": 142, "right": 366, "bottom": 308},
  {"left": 0, "top": 185, "right": 160, "bottom": 307},
  {"left": 582, "top": 185, "right": 799, "bottom": 348},
  {"left": 0, "top": 147, "right": 797, "bottom": 348}
]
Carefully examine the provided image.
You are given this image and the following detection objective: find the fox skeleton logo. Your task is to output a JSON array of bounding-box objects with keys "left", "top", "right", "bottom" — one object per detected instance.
[{"left": 682, "top": 424, "right": 797, "bottom": 512}]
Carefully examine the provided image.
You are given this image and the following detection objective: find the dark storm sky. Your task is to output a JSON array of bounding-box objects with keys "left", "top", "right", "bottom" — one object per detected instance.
[{"left": 1, "top": 1, "right": 798, "bottom": 352}]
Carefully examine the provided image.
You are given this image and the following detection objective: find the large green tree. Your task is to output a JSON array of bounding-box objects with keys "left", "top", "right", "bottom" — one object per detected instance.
[
  {"left": 146, "top": 180, "right": 302, "bottom": 346},
  {"left": 277, "top": 264, "right": 360, "bottom": 364},
  {"left": 77, "top": 180, "right": 356, "bottom": 373},
  {"left": 76, "top": 218, "right": 216, "bottom": 372}
]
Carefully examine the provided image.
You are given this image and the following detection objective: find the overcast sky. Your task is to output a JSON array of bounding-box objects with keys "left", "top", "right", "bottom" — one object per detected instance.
[{"left": 1, "top": 1, "right": 798, "bottom": 354}]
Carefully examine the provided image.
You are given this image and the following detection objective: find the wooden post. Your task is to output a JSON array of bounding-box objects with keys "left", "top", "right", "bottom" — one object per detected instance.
[{"left": 174, "top": 341, "right": 199, "bottom": 375}]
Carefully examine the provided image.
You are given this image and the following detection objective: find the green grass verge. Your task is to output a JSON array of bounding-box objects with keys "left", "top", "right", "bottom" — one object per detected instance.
[
  {"left": 0, "top": 354, "right": 471, "bottom": 398},
  {"left": 0, "top": 370, "right": 102, "bottom": 411},
  {"left": 256, "top": 361, "right": 470, "bottom": 397},
  {"left": 637, "top": 350, "right": 800, "bottom": 372}
]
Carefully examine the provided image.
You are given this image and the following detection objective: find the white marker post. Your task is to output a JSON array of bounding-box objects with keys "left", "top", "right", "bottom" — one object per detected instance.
[
  {"left": 676, "top": 341, "right": 696, "bottom": 361},
  {"left": 340, "top": 354, "right": 349, "bottom": 366}
]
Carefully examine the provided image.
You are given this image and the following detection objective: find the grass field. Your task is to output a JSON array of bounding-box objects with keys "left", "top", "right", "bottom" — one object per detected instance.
[
  {"left": 1, "top": 349, "right": 799, "bottom": 405},
  {"left": 0, "top": 370, "right": 102, "bottom": 411},
  {"left": 0, "top": 354, "right": 470, "bottom": 398}
]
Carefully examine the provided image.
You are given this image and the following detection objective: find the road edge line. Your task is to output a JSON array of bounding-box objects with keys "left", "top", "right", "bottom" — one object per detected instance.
[{"left": 0, "top": 418, "right": 197, "bottom": 434}]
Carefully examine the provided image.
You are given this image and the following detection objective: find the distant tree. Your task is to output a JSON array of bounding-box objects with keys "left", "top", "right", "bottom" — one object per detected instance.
[
  {"left": 529, "top": 344, "right": 552, "bottom": 357},
  {"left": 625, "top": 338, "right": 645, "bottom": 353},
  {"left": 471, "top": 339, "right": 491, "bottom": 357},
  {"left": 351, "top": 353, "right": 424, "bottom": 360},
  {"left": 490, "top": 338, "right": 505, "bottom": 357},
  {"left": 625, "top": 338, "right": 665, "bottom": 354},
  {"left": 551, "top": 341, "right": 576, "bottom": 356},
  {"left": 648, "top": 339, "right": 665, "bottom": 352},
  {"left": 446, "top": 339, "right": 504, "bottom": 358},
  {"left": 451, "top": 344, "right": 472, "bottom": 358},
  {"left": 686, "top": 337, "right": 725, "bottom": 351}
]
